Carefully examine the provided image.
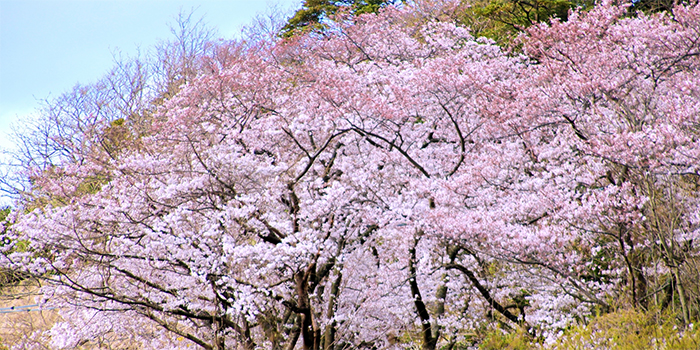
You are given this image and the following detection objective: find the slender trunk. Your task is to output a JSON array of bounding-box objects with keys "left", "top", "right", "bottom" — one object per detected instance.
[
  {"left": 629, "top": 250, "right": 648, "bottom": 309},
  {"left": 286, "top": 316, "right": 301, "bottom": 350},
  {"left": 296, "top": 262, "right": 319, "bottom": 350},
  {"left": 409, "top": 236, "right": 437, "bottom": 350},
  {"left": 324, "top": 271, "right": 342, "bottom": 350},
  {"left": 214, "top": 319, "right": 226, "bottom": 350},
  {"left": 433, "top": 281, "right": 447, "bottom": 343},
  {"left": 673, "top": 267, "right": 691, "bottom": 324},
  {"left": 432, "top": 246, "right": 459, "bottom": 344},
  {"left": 618, "top": 226, "right": 647, "bottom": 309},
  {"left": 240, "top": 317, "right": 256, "bottom": 350}
]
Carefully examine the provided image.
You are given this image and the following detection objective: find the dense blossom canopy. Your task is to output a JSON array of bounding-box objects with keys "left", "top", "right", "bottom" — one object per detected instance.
[{"left": 2, "top": 1, "right": 700, "bottom": 349}]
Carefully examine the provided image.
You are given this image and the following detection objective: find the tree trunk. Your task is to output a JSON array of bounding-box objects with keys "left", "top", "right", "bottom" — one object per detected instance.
[
  {"left": 673, "top": 267, "right": 691, "bottom": 324},
  {"left": 296, "top": 262, "right": 319, "bottom": 350},
  {"left": 409, "top": 236, "right": 437, "bottom": 350},
  {"left": 324, "top": 271, "right": 342, "bottom": 350}
]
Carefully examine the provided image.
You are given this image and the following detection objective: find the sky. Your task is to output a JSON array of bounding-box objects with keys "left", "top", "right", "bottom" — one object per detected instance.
[{"left": 0, "top": 0, "right": 301, "bottom": 152}]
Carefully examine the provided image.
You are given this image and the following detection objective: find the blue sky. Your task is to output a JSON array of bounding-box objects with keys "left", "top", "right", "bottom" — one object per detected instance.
[{"left": 0, "top": 0, "right": 301, "bottom": 151}]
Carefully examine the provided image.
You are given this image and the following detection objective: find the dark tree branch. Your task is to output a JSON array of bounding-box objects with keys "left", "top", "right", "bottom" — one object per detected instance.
[{"left": 445, "top": 263, "right": 523, "bottom": 325}]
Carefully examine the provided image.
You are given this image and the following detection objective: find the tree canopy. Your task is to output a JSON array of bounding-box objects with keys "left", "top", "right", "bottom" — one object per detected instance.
[
  {"left": 2, "top": 1, "right": 700, "bottom": 349},
  {"left": 280, "top": 0, "right": 404, "bottom": 36},
  {"left": 457, "top": 0, "right": 595, "bottom": 44}
]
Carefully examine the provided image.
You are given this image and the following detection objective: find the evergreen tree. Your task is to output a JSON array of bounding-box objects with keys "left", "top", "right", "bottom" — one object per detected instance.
[{"left": 281, "top": 0, "right": 403, "bottom": 37}]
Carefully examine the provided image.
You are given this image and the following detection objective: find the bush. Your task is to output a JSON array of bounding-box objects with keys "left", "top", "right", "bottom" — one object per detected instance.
[
  {"left": 553, "top": 309, "right": 700, "bottom": 350},
  {"left": 479, "top": 327, "right": 539, "bottom": 350}
]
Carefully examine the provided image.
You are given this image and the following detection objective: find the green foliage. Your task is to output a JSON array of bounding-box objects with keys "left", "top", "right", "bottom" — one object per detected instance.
[
  {"left": 0, "top": 207, "right": 29, "bottom": 287},
  {"left": 554, "top": 309, "right": 700, "bottom": 350},
  {"left": 0, "top": 208, "right": 9, "bottom": 223},
  {"left": 479, "top": 327, "right": 539, "bottom": 350},
  {"left": 631, "top": 0, "right": 699, "bottom": 14},
  {"left": 281, "top": 0, "right": 403, "bottom": 37},
  {"left": 101, "top": 117, "right": 134, "bottom": 158},
  {"left": 457, "top": 0, "right": 594, "bottom": 45},
  {"left": 0, "top": 207, "right": 11, "bottom": 247}
]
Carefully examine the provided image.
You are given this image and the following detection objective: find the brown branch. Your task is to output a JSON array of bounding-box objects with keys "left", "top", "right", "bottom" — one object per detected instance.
[
  {"left": 445, "top": 263, "right": 523, "bottom": 325},
  {"left": 352, "top": 127, "right": 430, "bottom": 178}
]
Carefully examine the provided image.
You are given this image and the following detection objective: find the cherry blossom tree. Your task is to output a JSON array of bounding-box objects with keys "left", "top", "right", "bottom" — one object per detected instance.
[{"left": 2, "top": 1, "right": 700, "bottom": 349}]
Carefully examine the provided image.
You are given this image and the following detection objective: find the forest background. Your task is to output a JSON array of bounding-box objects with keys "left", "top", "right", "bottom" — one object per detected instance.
[{"left": 1, "top": 0, "right": 700, "bottom": 349}]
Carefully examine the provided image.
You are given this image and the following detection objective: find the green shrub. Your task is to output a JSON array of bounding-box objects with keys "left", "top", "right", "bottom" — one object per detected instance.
[
  {"left": 553, "top": 309, "right": 700, "bottom": 350},
  {"left": 480, "top": 327, "right": 539, "bottom": 350}
]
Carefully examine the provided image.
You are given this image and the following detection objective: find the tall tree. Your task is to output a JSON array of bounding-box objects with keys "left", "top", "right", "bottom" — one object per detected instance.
[
  {"left": 3, "top": 2, "right": 700, "bottom": 349},
  {"left": 281, "top": 0, "right": 404, "bottom": 36},
  {"left": 457, "top": 0, "right": 595, "bottom": 45}
]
